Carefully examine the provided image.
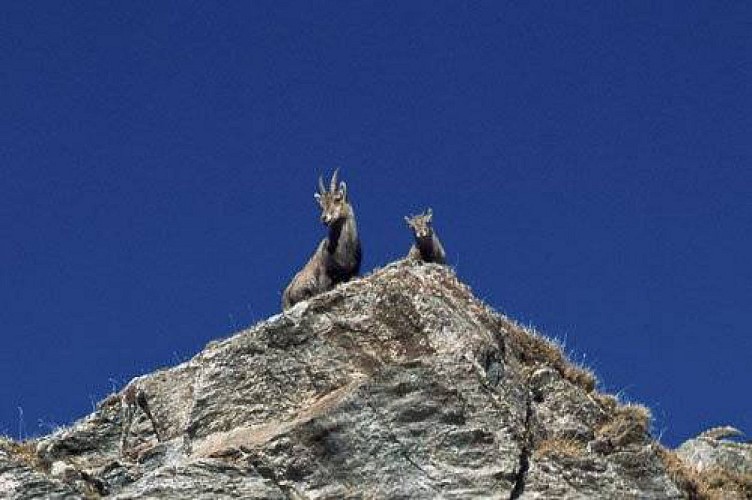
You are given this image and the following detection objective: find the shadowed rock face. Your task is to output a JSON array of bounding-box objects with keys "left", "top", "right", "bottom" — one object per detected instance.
[{"left": 1, "top": 261, "right": 695, "bottom": 498}]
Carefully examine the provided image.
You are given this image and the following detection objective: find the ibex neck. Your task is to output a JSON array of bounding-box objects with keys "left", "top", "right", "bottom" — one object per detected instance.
[
  {"left": 326, "top": 206, "right": 360, "bottom": 275},
  {"left": 328, "top": 208, "right": 357, "bottom": 250},
  {"left": 416, "top": 234, "right": 437, "bottom": 258}
]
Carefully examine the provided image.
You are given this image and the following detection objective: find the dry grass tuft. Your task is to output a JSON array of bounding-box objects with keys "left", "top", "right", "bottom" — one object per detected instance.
[
  {"left": 700, "top": 467, "right": 752, "bottom": 499},
  {"left": 506, "top": 324, "right": 565, "bottom": 368},
  {"left": 0, "top": 436, "right": 47, "bottom": 472},
  {"left": 699, "top": 468, "right": 752, "bottom": 500},
  {"left": 561, "top": 363, "right": 597, "bottom": 393},
  {"left": 657, "top": 446, "right": 705, "bottom": 498},
  {"left": 591, "top": 393, "right": 620, "bottom": 414},
  {"left": 533, "top": 437, "right": 587, "bottom": 460},
  {"left": 595, "top": 403, "right": 652, "bottom": 448},
  {"left": 505, "top": 323, "right": 598, "bottom": 393},
  {"left": 621, "top": 403, "right": 651, "bottom": 426}
]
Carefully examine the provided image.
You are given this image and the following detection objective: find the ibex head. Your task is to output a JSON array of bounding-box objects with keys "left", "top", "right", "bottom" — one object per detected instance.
[
  {"left": 314, "top": 169, "right": 350, "bottom": 226},
  {"left": 405, "top": 208, "right": 434, "bottom": 239}
]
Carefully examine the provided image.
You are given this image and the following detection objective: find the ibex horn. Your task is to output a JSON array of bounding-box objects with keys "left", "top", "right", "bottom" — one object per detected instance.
[
  {"left": 330, "top": 168, "right": 339, "bottom": 192},
  {"left": 318, "top": 175, "right": 326, "bottom": 195}
]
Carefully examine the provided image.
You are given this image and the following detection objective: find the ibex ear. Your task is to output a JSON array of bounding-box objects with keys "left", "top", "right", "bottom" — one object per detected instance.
[
  {"left": 426, "top": 208, "right": 433, "bottom": 221},
  {"left": 314, "top": 193, "right": 322, "bottom": 205},
  {"left": 404, "top": 216, "right": 411, "bottom": 226},
  {"left": 339, "top": 182, "right": 347, "bottom": 199}
]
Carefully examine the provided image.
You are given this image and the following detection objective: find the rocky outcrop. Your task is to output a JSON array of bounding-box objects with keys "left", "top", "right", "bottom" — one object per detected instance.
[
  {"left": 671, "top": 430, "right": 752, "bottom": 499},
  {"left": 0, "top": 444, "right": 79, "bottom": 499},
  {"left": 678, "top": 430, "right": 751, "bottom": 476},
  {"left": 0, "top": 260, "right": 738, "bottom": 498}
]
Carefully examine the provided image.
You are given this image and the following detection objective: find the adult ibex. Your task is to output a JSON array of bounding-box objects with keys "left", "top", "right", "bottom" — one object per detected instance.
[
  {"left": 282, "top": 170, "right": 362, "bottom": 310},
  {"left": 405, "top": 208, "right": 446, "bottom": 264}
]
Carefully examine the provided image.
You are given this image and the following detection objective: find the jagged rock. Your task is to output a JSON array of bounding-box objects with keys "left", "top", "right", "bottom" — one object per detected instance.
[
  {"left": 678, "top": 431, "right": 752, "bottom": 475},
  {"left": 697, "top": 426, "right": 745, "bottom": 442},
  {"left": 111, "top": 459, "right": 284, "bottom": 499},
  {"left": 529, "top": 367, "right": 604, "bottom": 442},
  {"left": 0, "top": 445, "right": 78, "bottom": 499},
  {"left": 669, "top": 429, "right": 752, "bottom": 499},
  {"left": 50, "top": 461, "right": 77, "bottom": 481},
  {"left": 1, "top": 261, "right": 708, "bottom": 498}
]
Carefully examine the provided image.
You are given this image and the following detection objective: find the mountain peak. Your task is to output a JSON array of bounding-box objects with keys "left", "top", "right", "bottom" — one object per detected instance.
[{"left": 1, "top": 260, "right": 749, "bottom": 498}]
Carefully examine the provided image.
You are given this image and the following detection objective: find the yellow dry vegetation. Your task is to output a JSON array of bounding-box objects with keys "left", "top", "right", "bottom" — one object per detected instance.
[
  {"left": 533, "top": 437, "right": 587, "bottom": 459},
  {"left": 0, "top": 436, "right": 46, "bottom": 473},
  {"left": 657, "top": 446, "right": 752, "bottom": 500},
  {"left": 505, "top": 322, "right": 597, "bottom": 393},
  {"left": 595, "top": 403, "right": 652, "bottom": 448}
]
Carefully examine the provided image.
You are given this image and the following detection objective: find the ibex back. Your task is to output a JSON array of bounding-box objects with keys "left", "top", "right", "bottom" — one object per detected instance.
[{"left": 282, "top": 170, "right": 362, "bottom": 310}]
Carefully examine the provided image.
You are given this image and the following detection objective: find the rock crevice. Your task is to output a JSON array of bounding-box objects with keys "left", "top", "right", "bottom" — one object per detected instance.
[{"left": 510, "top": 393, "right": 533, "bottom": 500}]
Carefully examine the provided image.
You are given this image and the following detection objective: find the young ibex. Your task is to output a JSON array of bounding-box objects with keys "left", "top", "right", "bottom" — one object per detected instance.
[
  {"left": 405, "top": 208, "right": 446, "bottom": 264},
  {"left": 120, "top": 383, "right": 162, "bottom": 455},
  {"left": 282, "top": 169, "right": 362, "bottom": 310}
]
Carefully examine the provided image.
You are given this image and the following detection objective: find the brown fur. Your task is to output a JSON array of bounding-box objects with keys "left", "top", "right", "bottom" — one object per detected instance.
[
  {"left": 282, "top": 170, "right": 362, "bottom": 310},
  {"left": 405, "top": 208, "right": 446, "bottom": 264}
]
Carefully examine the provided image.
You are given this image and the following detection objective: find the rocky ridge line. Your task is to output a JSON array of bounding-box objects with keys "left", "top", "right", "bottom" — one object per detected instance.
[{"left": 0, "top": 260, "right": 749, "bottom": 499}]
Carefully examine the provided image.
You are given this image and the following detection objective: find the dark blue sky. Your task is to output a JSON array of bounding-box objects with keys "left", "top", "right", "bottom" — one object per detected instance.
[{"left": 1, "top": 2, "right": 749, "bottom": 447}]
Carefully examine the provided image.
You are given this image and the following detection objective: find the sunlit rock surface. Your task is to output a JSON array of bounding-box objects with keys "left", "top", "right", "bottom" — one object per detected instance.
[{"left": 1, "top": 261, "right": 722, "bottom": 498}]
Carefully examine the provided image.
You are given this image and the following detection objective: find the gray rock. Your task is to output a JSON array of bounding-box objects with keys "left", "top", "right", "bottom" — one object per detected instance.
[
  {"left": 111, "top": 459, "right": 284, "bottom": 499},
  {"left": 677, "top": 433, "right": 752, "bottom": 476},
  {"left": 0, "top": 445, "right": 79, "bottom": 499},
  {"left": 0, "top": 261, "right": 704, "bottom": 498},
  {"left": 523, "top": 445, "right": 683, "bottom": 499}
]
